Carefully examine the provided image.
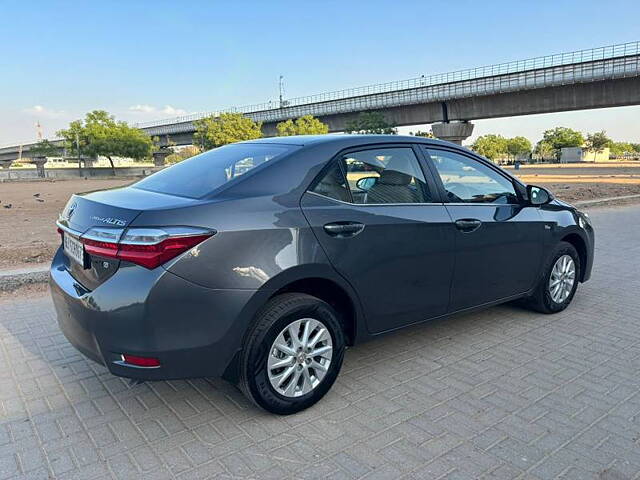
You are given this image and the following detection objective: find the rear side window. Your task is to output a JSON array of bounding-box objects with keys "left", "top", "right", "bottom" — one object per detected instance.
[
  {"left": 134, "top": 144, "right": 295, "bottom": 198},
  {"left": 310, "top": 162, "right": 351, "bottom": 202}
]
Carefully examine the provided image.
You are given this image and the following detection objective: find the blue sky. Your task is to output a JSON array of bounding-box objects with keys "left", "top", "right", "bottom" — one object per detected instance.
[{"left": 1, "top": 0, "right": 640, "bottom": 145}]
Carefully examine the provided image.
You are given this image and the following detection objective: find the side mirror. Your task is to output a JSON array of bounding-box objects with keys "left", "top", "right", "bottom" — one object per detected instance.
[
  {"left": 527, "top": 185, "right": 553, "bottom": 206},
  {"left": 356, "top": 176, "right": 378, "bottom": 191}
]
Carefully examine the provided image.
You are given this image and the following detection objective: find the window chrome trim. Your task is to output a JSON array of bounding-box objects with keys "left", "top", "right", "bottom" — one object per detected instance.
[
  {"left": 444, "top": 202, "right": 523, "bottom": 206},
  {"left": 306, "top": 191, "right": 445, "bottom": 207}
]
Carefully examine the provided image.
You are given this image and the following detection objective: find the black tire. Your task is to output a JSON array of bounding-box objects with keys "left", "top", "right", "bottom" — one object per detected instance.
[
  {"left": 526, "top": 241, "right": 581, "bottom": 314},
  {"left": 238, "top": 293, "right": 345, "bottom": 415}
]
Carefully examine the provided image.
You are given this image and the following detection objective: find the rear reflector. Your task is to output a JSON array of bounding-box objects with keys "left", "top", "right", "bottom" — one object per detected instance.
[{"left": 121, "top": 354, "right": 160, "bottom": 368}]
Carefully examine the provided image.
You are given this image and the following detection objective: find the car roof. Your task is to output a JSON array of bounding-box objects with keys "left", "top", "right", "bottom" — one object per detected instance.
[{"left": 240, "top": 134, "right": 461, "bottom": 149}]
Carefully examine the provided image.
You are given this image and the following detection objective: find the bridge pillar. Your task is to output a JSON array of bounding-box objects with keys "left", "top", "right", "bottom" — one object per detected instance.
[
  {"left": 29, "top": 156, "right": 48, "bottom": 178},
  {"left": 153, "top": 149, "right": 171, "bottom": 167},
  {"left": 432, "top": 121, "right": 474, "bottom": 145}
]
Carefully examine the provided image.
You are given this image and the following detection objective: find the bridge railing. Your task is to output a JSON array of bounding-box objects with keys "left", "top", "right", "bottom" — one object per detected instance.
[{"left": 135, "top": 41, "right": 640, "bottom": 129}]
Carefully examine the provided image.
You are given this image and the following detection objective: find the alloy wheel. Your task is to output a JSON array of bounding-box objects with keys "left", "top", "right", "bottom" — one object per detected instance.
[
  {"left": 549, "top": 254, "right": 576, "bottom": 303},
  {"left": 267, "top": 318, "right": 333, "bottom": 398}
]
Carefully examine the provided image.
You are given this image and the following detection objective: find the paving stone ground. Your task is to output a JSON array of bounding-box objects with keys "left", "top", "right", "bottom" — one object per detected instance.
[{"left": 1, "top": 205, "right": 640, "bottom": 480}]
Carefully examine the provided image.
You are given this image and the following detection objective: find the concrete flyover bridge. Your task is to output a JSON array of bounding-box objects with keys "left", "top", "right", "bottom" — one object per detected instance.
[
  {"left": 139, "top": 41, "right": 640, "bottom": 146},
  {"left": 2, "top": 41, "right": 640, "bottom": 165}
]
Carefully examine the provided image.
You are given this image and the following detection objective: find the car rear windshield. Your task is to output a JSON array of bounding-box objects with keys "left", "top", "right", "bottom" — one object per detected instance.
[{"left": 133, "top": 143, "right": 296, "bottom": 198}]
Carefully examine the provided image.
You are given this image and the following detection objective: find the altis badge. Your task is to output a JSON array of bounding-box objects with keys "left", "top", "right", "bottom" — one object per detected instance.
[{"left": 91, "top": 216, "right": 127, "bottom": 227}]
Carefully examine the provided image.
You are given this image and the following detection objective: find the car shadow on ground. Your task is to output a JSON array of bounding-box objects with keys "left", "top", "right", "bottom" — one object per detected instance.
[{"left": 0, "top": 294, "right": 545, "bottom": 424}]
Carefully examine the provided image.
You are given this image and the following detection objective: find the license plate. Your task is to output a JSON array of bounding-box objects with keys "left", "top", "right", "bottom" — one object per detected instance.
[{"left": 63, "top": 233, "right": 85, "bottom": 266}]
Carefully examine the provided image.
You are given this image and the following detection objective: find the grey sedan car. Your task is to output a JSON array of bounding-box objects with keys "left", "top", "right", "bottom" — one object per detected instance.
[{"left": 51, "top": 135, "right": 594, "bottom": 414}]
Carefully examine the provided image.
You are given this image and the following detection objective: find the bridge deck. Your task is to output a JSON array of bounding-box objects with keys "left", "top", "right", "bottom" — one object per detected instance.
[{"left": 141, "top": 51, "right": 640, "bottom": 136}]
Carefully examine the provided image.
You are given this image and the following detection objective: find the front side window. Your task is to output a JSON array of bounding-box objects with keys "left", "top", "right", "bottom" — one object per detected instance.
[
  {"left": 426, "top": 149, "right": 518, "bottom": 204},
  {"left": 134, "top": 143, "right": 296, "bottom": 198},
  {"left": 312, "top": 147, "right": 431, "bottom": 204}
]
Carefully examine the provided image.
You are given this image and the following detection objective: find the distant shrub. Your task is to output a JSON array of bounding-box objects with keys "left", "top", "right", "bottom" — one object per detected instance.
[{"left": 166, "top": 146, "right": 201, "bottom": 164}]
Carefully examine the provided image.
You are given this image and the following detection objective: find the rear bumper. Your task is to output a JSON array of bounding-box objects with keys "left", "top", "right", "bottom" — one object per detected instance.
[{"left": 49, "top": 247, "right": 266, "bottom": 380}]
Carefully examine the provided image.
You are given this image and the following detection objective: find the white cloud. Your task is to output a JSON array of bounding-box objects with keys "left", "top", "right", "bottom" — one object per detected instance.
[
  {"left": 128, "top": 104, "right": 188, "bottom": 116},
  {"left": 129, "top": 104, "right": 156, "bottom": 113},
  {"left": 161, "top": 105, "right": 187, "bottom": 115},
  {"left": 23, "top": 105, "right": 65, "bottom": 118}
]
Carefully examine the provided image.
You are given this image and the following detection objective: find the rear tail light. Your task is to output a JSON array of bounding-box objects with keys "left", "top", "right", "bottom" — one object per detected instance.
[{"left": 80, "top": 226, "right": 214, "bottom": 269}]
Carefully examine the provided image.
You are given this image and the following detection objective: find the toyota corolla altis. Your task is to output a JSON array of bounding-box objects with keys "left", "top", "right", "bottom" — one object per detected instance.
[{"left": 51, "top": 135, "right": 594, "bottom": 414}]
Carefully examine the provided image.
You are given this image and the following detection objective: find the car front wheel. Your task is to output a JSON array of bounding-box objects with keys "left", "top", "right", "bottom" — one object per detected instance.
[
  {"left": 238, "top": 293, "right": 345, "bottom": 414},
  {"left": 527, "top": 241, "right": 581, "bottom": 314}
]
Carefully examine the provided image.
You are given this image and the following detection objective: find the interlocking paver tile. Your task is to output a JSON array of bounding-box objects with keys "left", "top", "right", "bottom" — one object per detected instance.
[{"left": 2, "top": 204, "right": 640, "bottom": 478}]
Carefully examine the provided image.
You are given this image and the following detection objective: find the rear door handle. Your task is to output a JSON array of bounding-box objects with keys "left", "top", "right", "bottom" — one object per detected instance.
[
  {"left": 455, "top": 218, "right": 482, "bottom": 233},
  {"left": 323, "top": 222, "right": 365, "bottom": 238}
]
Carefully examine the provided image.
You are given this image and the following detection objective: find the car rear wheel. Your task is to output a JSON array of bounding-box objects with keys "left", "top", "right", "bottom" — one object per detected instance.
[
  {"left": 238, "top": 293, "right": 345, "bottom": 414},
  {"left": 526, "top": 241, "right": 580, "bottom": 314}
]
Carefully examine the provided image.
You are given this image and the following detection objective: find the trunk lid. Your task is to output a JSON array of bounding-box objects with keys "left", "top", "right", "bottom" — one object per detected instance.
[
  {"left": 60, "top": 187, "right": 195, "bottom": 233},
  {"left": 57, "top": 186, "right": 198, "bottom": 290}
]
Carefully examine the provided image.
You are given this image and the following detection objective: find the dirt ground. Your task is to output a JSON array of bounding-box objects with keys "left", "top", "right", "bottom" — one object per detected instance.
[
  {"left": 0, "top": 178, "right": 133, "bottom": 269},
  {"left": 1, "top": 171, "right": 640, "bottom": 269},
  {"left": 518, "top": 181, "right": 640, "bottom": 203}
]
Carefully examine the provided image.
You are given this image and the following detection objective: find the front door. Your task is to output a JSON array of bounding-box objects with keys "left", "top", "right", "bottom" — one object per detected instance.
[
  {"left": 301, "top": 145, "right": 455, "bottom": 334},
  {"left": 422, "top": 147, "right": 546, "bottom": 311}
]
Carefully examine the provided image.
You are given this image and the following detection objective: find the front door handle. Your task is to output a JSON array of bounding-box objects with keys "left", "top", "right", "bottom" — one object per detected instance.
[
  {"left": 455, "top": 218, "right": 482, "bottom": 233},
  {"left": 323, "top": 222, "right": 365, "bottom": 238}
]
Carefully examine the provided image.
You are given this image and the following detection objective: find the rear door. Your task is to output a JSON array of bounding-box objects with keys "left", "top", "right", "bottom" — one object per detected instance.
[
  {"left": 301, "top": 145, "right": 455, "bottom": 334},
  {"left": 421, "top": 147, "right": 545, "bottom": 311}
]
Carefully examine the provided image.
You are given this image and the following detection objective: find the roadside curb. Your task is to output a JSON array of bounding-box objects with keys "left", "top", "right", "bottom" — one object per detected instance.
[
  {"left": 574, "top": 193, "right": 640, "bottom": 207},
  {"left": 0, "top": 265, "right": 49, "bottom": 292}
]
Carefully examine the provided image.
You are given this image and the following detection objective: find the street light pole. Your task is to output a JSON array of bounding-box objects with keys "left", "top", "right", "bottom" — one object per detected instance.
[{"left": 76, "top": 132, "right": 81, "bottom": 177}]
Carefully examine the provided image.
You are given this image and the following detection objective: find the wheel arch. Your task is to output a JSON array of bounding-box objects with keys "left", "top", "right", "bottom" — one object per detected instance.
[
  {"left": 269, "top": 277, "right": 358, "bottom": 346},
  {"left": 221, "top": 265, "right": 365, "bottom": 383},
  {"left": 560, "top": 232, "right": 588, "bottom": 282},
  {"left": 260, "top": 264, "right": 367, "bottom": 346}
]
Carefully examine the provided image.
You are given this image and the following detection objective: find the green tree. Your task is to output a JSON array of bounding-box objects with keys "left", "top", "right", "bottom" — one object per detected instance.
[
  {"left": 344, "top": 112, "right": 397, "bottom": 134},
  {"left": 506, "top": 136, "right": 532, "bottom": 162},
  {"left": 28, "top": 139, "right": 60, "bottom": 158},
  {"left": 57, "top": 110, "right": 154, "bottom": 172},
  {"left": 541, "top": 127, "right": 584, "bottom": 159},
  {"left": 610, "top": 142, "right": 634, "bottom": 157},
  {"left": 471, "top": 134, "right": 508, "bottom": 161},
  {"left": 276, "top": 115, "right": 329, "bottom": 136},
  {"left": 584, "top": 131, "right": 612, "bottom": 155},
  {"left": 57, "top": 119, "right": 89, "bottom": 164},
  {"left": 193, "top": 112, "right": 263, "bottom": 150},
  {"left": 410, "top": 130, "right": 435, "bottom": 138},
  {"left": 534, "top": 140, "right": 555, "bottom": 160}
]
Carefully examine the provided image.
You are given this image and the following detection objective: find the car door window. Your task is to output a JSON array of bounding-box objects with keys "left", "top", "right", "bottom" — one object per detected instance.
[
  {"left": 426, "top": 149, "right": 518, "bottom": 204},
  {"left": 342, "top": 147, "right": 431, "bottom": 204}
]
